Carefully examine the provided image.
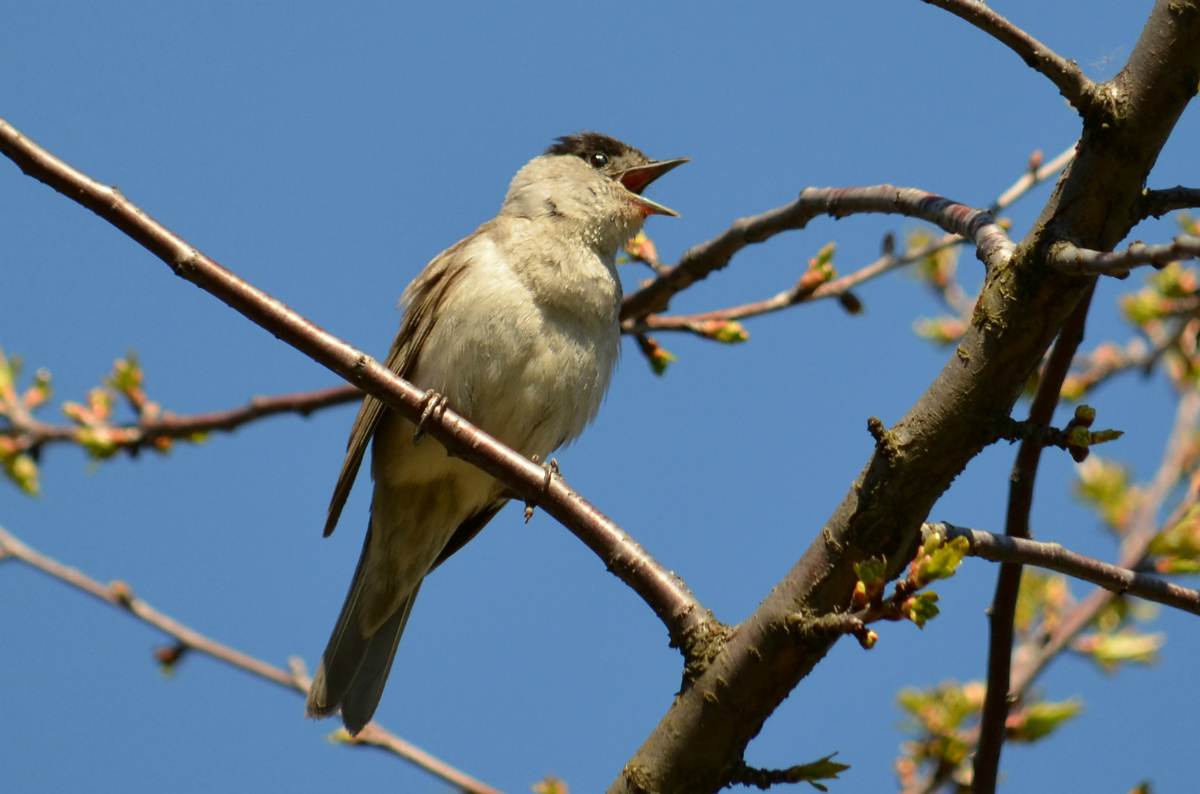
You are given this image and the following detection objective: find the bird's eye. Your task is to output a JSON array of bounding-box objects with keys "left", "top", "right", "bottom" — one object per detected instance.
[{"left": 588, "top": 152, "right": 609, "bottom": 169}]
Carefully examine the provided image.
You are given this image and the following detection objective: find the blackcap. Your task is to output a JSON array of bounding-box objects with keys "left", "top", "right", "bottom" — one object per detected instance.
[{"left": 305, "top": 132, "right": 686, "bottom": 733}]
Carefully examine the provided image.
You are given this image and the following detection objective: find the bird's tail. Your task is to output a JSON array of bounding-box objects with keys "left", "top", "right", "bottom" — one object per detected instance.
[{"left": 305, "top": 527, "right": 420, "bottom": 735}]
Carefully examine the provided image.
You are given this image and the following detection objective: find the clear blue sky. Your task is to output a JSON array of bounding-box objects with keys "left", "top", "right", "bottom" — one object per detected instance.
[{"left": 2, "top": 2, "right": 1196, "bottom": 792}]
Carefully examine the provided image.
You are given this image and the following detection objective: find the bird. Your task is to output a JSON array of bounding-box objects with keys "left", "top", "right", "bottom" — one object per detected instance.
[{"left": 305, "top": 132, "right": 686, "bottom": 734}]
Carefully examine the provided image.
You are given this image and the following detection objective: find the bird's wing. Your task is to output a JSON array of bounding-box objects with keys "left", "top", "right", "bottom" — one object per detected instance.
[{"left": 322, "top": 238, "right": 473, "bottom": 537}]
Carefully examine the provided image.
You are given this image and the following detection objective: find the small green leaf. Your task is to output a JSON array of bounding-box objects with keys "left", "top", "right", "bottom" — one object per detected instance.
[{"left": 1007, "top": 699, "right": 1084, "bottom": 743}]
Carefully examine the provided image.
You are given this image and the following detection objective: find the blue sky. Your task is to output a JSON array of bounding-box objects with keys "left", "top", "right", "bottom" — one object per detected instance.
[{"left": 2, "top": 2, "right": 1197, "bottom": 792}]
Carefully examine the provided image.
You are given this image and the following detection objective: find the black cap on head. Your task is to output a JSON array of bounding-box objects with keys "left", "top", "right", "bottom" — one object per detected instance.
[{"left": 545, "top": 131, "right": 644, "bottom": 162}]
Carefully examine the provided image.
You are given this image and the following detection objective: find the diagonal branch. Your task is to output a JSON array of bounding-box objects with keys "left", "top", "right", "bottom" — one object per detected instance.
[
  {"left": 621, "top": 186, "right": 1012, "bottom": 321},
  {"left": 931, "top": 522, "right": 1200, "bottom": 618},
  {"left": 0, "top": 116, "right": 716, "bottom": 661},
  {"left": 919, "top": 0, "right": 1096, "bottom": 114},
  {"left": 973, "top": 287, "right": 1093, "bottom": 794},
  {"left": 0, "top": 525, "right": 506, "bottom": 794},
  {"left": 1137, "top": 186, "right": 1200, "bottom": 220},
  {"left": 3, "top": 383, "right": 361, "bottom": 455},
  {"left": 1052, "top": 235, "right": 1200, "bottom": 278}
]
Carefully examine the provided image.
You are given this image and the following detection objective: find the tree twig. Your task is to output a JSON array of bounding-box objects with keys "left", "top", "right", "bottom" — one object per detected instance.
[
  {"left": 1052, "top": 235, "right": 1200, "bottom": 278},
  {"left": 974, "top": 287, "right": 1093, "bottom": 794},
  {"left": 1137, "top": 186, "right": 1200, "bottom": 220},
  {"left": 990, "top": 144, "right": 1077, "bottom": 213},
  {"left": 625, "top": 233, "right": 959, "bottom": 335},
  {"left": 929, "top": 523, "right": 1200, "bottom": 617},
  {"left": 918, "top": 0, "right": 1096, "bottom": 114},
  {"left": 629, "top": 144, "right": 1077, "bottom": 339},
  {"left": 3, "top": 383, "right": 361, "bottom": 455},
  {"left": 1010, "top": 386, "right": 1200, "bottom": 695},
  {"left": 0, "top": 116, "right": 717, "bottom": 660},
  {"left": 0, "top": 524, "right": 507, "bottom": 794}
]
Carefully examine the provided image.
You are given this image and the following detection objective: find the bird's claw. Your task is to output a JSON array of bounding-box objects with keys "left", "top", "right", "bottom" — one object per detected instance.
[
  {"left": 412, "top": 390, "right": 448, "bottom": 446},
  {"left": 524, "top": 456, "right": 560, "bottom": 523}
]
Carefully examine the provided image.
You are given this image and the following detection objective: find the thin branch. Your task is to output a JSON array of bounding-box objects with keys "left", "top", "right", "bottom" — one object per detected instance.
[
  {"left": 3, "top": 383, "right": 361, "bottom": 455},
  {"left": 974, "top": 287, "right": 1093, "bottom": 794},
  {"left": 0, "top": 525, "right": 507, "bottom": 794},
  {"left": 1065, "top": 318, "right": 1190, "bottom": 398},
  {"left": 0, "top": 116, "right": 716, "bottom": 659},
  {"left": 1010, "top": 386, "right": 1200, "bottom": 696},
  {"left": 931, "top": 523, "right": 1200, "bottom": 617},
  {"left": 620, "top": 185, "right": 1012, "bottom": 321},
  {"left": 919, "top": 0, "right": 1096, "bottom": 113},
  {"left": 1137, "top": 186, "right": 1200, "bottom": 220},
  {"left": 631, "top": 144, "right": 1077, "bottom": 339},
  {"left": 990, "top": 144, "right": 1077, "bottom": 214},
  {"left": 626, "top": 233, "right": 959, "bottom": 335},
  {"left": 1052, "top": 235, "right": 1200, "bottom": 278}
]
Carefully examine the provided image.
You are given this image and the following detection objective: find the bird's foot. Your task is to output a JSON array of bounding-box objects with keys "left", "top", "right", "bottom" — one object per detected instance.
[
  {"left": 524, "top": 456, "right": 560, "bottom": 523},
  {"left": 412, "top": 390, "right": 448, "bottom": 446}
]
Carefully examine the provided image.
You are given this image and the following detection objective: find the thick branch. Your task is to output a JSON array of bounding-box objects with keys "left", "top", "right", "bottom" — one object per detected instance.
[
  {"left": 1137, "top": 186, "right": 1200, "bottom": 220},
  {"left": 620, "top": 186, "right": 1012, "bottom": 321},
  {"left": 0, "top": 525, "right": 505, "bottom": 794},
  {"left": 0, "top": 117, "right": 715, "bottom": 659},
  {"left": 1052, "top": 235, "right": 1200, "bottom": 278},
  {"left": 612, "top": 5, "right": 1200, "bottom": 792},
  {"left": 932, "top": 523, "right": 1200, "bottom": 618},
  {"left": 919, "top": 0, "right": 1096, "bottom": 113},
  {"left": 3, "top": 383, "right": 361, "bottom": 455}
]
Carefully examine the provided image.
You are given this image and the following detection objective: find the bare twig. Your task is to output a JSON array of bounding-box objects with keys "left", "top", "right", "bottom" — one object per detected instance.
[
  {"left": 930, "top": 523, "right": 1200, "bottom": 617},
  {"left": 1137, "top": 186, "right": 1200, "bottom": 220},
  {"left": 2, "top": 383, "right": 361, "bottom": 455},
  {"left": 919, "top": 0, "right": 1096, "bottom": 113},
  {"left": 990, "top": 144, "right": 1077, "bottom": 213},
  {"left": 974, "top": 288, "right": 1093, "bottom": 794},
  {"left": 0, "top": 116, "right": 716, "bottom": 659},
  {"left": 0, "top": 525, "right": 507, "bottom": 794},
  {"left": 1052, "top": 235, "right": 1200, "bottom": 278},
  {"left": 620, "top": 185, "right": 1012, "bottom": 321}
]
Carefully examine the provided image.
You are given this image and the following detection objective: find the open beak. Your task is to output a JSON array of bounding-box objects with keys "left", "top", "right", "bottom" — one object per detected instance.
[{"left": 617, "top": 157, "right": 689, "bottom": 217}]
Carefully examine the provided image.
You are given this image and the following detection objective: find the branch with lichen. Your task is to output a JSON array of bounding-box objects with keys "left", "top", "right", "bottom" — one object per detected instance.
[{"left": 0, "top": 524, "right": 508, "bottom": 794}]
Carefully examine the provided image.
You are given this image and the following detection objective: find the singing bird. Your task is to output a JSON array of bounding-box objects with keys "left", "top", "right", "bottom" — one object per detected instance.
[{"left": 306, "top": 132, "right": 686, "bottom": 733}]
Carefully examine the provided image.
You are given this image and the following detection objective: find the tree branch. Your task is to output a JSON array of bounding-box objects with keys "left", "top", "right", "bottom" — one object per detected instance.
[
  {"left": 931, "top": 522, "right": 1200, "bottom": 618},
  {"left": 3, "top": 383, "right": 361, "bottom": 455},
  {"left": 620, "top": 186, "right": 1012, "bottom": 321},
  {"left": 1137, "top": 186, "right": 1200, "bottom": 220},
  {"left": 628, "top": 143, "right": 1077, "bottom": 339},
  {"left": 1010, "top": 386, "right": 1200, "bottom": 696},
  {"left": 626, "top": 233, "right": 959, "bottom": 336},
  {"left": 919, "top": 0, "right": 1096, "bottom": 114},
  {"left": 613, "top": 5, "right": 1200, "bottom": 790},
  {"left": 0, "top": 116, "right": 717, "bottom": 661},
  {"left": 974, "top": 287, "right": 1092, "bottom": 794},
  {"left": 0, "top": 524, "right": 506, "bottom": 794},
  {"left": 1051, "top": 235, "right": 1200, "bottom": 278},
  {"left": 989, "top": 144, "right": 1077, "bottom": 214}
]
